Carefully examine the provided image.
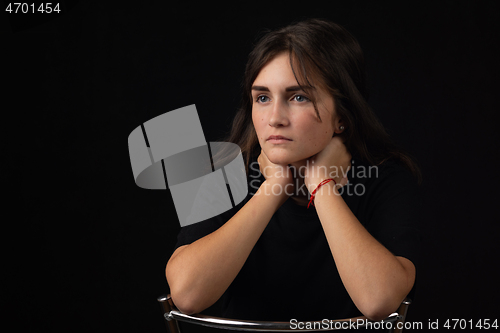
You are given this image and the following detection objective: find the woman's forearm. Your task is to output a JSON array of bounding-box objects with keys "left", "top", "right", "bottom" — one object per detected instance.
[
  {"left": 313, "top": 183, "right": 415, "bottom": 321},
  {"left": 165, "top": 180, "right": 286, "bottom": 314}
]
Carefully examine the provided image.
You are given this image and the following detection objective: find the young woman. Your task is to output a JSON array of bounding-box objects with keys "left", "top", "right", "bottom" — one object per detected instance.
[{"left": 165, "top": 18, "right": 422, "bottom": 322}]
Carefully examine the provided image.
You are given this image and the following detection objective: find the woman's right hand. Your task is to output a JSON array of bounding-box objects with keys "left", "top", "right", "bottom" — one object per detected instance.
[{"left": 257, "top": 149, "right": 294, "bottom": 201}]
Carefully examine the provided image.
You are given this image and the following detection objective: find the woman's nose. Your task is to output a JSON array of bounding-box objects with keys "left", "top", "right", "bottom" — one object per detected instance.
[{"left": 268, "top": 101, "right": 289, "bottom": 127}]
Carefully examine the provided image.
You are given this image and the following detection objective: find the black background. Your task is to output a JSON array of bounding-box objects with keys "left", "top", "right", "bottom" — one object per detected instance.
[{"left": 3, "top": 1, "right": 500, "bottom": 332}]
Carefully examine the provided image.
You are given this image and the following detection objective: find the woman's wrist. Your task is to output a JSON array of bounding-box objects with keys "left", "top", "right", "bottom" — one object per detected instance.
[
  {"left": 305, "top": 178, "right": 340, "bottom": 208},
  {"left": 306, "top": 175, "right": 343, "bottom": 193},
  {"left": 310, "top": 180, "right": 341, "bottom": 206},
  {"left": 257, "top": 180, "right": 292, "bottom": 207}
]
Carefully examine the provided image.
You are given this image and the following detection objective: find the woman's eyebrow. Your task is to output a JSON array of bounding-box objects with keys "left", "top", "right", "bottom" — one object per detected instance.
[
  {"left": 251, "top": 85, "right": 269, "bottom": 92},
  {"left": 251, "top": 85, "right": 314, "bottom": 92},
  {"left": 285, "top": 85, "right": 308, "bottom": 92}
]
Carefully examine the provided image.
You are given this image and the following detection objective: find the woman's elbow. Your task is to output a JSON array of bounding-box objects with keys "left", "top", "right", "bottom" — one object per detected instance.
[
  {"left": 357, "top": 294, "right": 402, "bottom": 322},
  {"left": 362, "top": 305, "right": 395, "bottom": 322},
  {"left": 169, "top": 289, "right": 202, "bottom": 315},
  {"left": 166, "top": 275, "right": 197, "bottom": 314},
  {"left": 165, "top": 262, "right": 207, "bottom": 314}
]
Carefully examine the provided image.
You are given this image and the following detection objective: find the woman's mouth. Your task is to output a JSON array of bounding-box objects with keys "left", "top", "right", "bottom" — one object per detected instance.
[{"left": 267, "top": 135, "right": 292, "bottom": 144}]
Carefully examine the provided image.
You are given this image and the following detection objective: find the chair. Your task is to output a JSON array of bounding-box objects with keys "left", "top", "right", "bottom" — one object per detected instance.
[{"left": 158, "top": 294, "right": 411, "bottom": 332}]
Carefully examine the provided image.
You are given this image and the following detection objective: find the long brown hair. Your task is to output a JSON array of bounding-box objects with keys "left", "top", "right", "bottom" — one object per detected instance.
[{"left": 224, "top": 18, "right": 422, "bottom": 183}]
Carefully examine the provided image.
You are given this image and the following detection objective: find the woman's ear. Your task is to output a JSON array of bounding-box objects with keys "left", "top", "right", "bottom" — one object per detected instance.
[{"left": 332, "top": 119, "right": 345, "bottom": 137}]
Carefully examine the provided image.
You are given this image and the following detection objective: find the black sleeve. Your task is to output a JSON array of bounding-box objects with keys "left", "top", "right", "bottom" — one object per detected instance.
[{"left": 363, "top": 163, "right": 423, "bottom": 272}]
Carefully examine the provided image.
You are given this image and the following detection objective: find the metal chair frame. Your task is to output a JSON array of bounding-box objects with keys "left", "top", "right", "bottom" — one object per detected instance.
[{"left": 158, "top": 294, "right": 411, "bottom": 332}]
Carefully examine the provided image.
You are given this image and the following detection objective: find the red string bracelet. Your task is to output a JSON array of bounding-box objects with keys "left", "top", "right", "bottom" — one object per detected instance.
[{"left": 307, "top": 178, "right": 336, "bottom": 209}]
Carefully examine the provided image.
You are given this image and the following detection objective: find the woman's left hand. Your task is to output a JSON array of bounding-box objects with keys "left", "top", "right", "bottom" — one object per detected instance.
[{"left": 303, "top": 136, "right": 351, "bottom": 193}]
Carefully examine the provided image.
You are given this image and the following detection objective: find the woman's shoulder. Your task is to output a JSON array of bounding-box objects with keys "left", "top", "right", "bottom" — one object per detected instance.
[
  {"left": 346, "top": 156, "right": 423, "bottom": 232},
  {"left": 351, "top": 154, "right": 419, "bottom": 187},
  {"left": 345, "top": 155, "right": 421, "bottom": 210}
]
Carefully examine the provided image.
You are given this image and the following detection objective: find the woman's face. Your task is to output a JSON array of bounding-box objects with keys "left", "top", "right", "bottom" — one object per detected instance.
[{"left": 251, "top": 52, "right": 341, "bottom": 165}]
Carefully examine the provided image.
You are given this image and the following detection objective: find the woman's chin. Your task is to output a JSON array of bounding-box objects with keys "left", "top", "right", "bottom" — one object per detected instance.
[
  {"left": 267, "top": 157, "right": 291, "bottom": 165},
  {"left": 264, "top": 146, "right": 316, "bottom": 166},
  {"left": 266, "top": 154, "right": 307, "bottom": 166}
]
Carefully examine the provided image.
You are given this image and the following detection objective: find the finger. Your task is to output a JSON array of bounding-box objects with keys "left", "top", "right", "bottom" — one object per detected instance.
[{"left": 338, "top": 174, "right": 349, "bottom": 187}]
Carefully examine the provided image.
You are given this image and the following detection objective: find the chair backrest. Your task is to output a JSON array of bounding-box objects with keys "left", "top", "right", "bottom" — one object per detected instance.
[{"left": 158, "top": 294, "right": 412, "bottom": 332}]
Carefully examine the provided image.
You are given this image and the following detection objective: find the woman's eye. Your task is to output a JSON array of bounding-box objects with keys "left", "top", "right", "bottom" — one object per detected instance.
[
  {"left": 293, "top": 95, "right": 310, "bottom": 102},
  {"left": 256, "top": 95, "right": 270, "bottom": 103}
]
